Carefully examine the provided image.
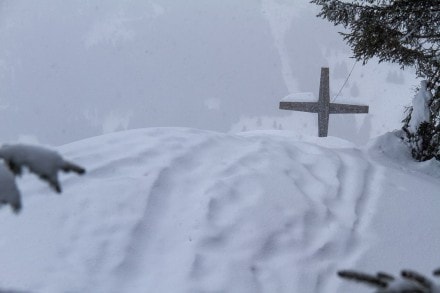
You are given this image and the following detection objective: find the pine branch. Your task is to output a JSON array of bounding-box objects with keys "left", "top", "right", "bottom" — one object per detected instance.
[
  {"left": 338, "top": 268, "right": 440, "bottom": 292},
  {"left": 377, "top": 272, "right": 395, "bottom": 282},
  {"left": 338, "top": 270, "right": 389, "bottom": 288},
  {"left": 401, "top": 270, "right": 432, "bottom": 290}
]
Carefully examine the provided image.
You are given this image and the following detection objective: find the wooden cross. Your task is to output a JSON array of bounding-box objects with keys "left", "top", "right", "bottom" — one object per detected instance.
[{"left": 279, "top": 67, "right": 369, "bottom": 137}]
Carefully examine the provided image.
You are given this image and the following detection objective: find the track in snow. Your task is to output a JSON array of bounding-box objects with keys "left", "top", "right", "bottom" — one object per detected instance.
[{"left": 0, "top": 129, "right": 383, "bottom": 293}]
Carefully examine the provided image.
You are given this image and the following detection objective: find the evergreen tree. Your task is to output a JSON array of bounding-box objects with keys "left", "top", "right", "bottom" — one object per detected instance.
[{"left": 311, "top": 0, "right": 440, "bottom": 160}]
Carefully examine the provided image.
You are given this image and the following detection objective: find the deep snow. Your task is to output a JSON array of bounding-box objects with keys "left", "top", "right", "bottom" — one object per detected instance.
[{"left": 0, "top": 128, "right": 438, "bottom": 292}]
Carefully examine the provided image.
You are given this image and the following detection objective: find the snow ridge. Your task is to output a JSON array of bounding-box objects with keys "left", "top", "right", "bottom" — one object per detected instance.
[{"left": 0, "top": 128, "right": 384, "bottom": 292}]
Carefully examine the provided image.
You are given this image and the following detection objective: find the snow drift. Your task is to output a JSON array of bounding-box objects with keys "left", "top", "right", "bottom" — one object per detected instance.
[{"left": 0, "top": 128, "right": 439, "bottom": 293}]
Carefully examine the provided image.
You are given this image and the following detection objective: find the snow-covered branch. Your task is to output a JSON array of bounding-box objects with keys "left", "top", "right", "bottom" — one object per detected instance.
[
  {"left": 0, "top": 144, "right": 85, "bottom": 213},
  {"left": 338, "top": 268, "right": 440, "bottom": 292}
]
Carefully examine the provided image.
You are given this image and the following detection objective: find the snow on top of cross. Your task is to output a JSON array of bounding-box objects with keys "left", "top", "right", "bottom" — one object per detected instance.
[
  {"left": 281, "top": 92, "right": 316, "bottom": 102},
  {"left": 0, "top": 128, "right": 439, "bottom": 293},
  {"left": 281, "top": 92, "right": 367, "bottom": 105},
  {"left": 330, "top": 96, "right": 368, "bottom": 105}
]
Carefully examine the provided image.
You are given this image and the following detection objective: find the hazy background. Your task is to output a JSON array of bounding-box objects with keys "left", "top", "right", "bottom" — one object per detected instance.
[{"left": 0, "top": 0, "right": 417, "bottom": 145}]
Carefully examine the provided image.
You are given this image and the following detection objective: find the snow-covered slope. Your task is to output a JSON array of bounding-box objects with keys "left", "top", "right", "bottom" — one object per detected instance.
[{"left": 0, "top": 128, "right": 438, "bottom": 292}]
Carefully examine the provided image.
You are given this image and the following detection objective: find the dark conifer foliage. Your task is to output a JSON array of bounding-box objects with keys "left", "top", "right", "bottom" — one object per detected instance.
[
  {"left": 310, "top": 0, "right": 439, "bottom": 83},
  {"left": 311, "top": 0, "right": 440, "bottom": 160}
]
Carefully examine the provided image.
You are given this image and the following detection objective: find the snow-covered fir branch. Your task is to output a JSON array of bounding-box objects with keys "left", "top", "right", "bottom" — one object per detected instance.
[{"left": 0, "top": 144, "right": 85, "bottom": 213}]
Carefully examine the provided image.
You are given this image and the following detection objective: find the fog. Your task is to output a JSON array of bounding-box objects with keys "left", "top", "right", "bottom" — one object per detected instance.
[{"left": 0, "top": 0, "right": 416, "bottom": 145}]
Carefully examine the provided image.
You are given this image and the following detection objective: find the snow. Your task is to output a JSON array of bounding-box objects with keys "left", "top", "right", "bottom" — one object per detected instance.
[
  {"left": 281, "top": 92, "right": 316, "bottom": 102},
  {"left": 0, "top": 128, "right": 438, "bottom": 292},
  {"left": 408, "top": 80, "right": 432, "bottom": 133},
  {"left": 0, "top": 1, "right": 436, "bottom": 292},
  {"left": 0, "top": 164, "right": 21, "bottom": 213},
  {"left": 281, "top": 92, "right": 368, "bottom": 105}
]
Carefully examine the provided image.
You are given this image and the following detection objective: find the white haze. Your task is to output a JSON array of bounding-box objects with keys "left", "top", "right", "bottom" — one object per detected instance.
[{"left": 0, "top": 0, "right": 417, "bottom": 145}]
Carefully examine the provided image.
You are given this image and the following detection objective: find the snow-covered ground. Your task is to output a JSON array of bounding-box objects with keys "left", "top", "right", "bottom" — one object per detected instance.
[
  {"left": 0, "top": 1, "right": 437, "bottom": 292},
  {"left": 0, "top": 128, "right": 438, "bottom": 292}
]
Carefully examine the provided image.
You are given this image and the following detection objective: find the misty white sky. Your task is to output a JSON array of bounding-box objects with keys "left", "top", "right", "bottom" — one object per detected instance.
[{"left": 0, "top": 0, "right": 417, "bottom": 145}]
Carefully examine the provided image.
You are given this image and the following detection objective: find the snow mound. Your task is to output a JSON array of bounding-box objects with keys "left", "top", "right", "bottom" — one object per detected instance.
[
  {"left": 0, "top": 128, "right": 403, "bottom": 292},
  {"left": 408, "top": 80, "right": 432, "bottom": 133},
  {"left": 368, "top": 130, "right": 440, "bottom": 177}
]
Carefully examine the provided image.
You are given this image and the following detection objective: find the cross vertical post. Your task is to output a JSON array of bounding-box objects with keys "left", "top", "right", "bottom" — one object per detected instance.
[{"left": 318, "top": 67, "right": 330, "bottom": 137}]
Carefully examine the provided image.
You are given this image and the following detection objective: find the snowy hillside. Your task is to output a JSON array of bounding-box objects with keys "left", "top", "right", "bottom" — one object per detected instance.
[{"left": 0, "top": 128, "right": 439, "bottom": 292}]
